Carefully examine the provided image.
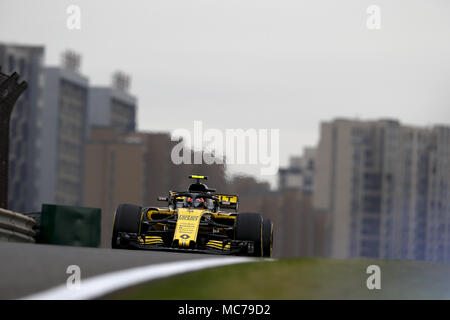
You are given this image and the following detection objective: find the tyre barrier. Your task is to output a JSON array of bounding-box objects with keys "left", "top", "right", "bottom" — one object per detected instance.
[{"left": 0, "top": 208, "right": 36, "bottom": 243}]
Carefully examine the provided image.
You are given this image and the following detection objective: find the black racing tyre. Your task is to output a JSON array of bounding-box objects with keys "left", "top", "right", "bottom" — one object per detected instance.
[
  {"left": 235, "top": 213, "right": 263, "bottom": 257},
  {"left": 111, "top": 204, "right": 143, "bottom": 249},
  {"left": 262, "top": 219, "right": 273, "bottom": 258}
]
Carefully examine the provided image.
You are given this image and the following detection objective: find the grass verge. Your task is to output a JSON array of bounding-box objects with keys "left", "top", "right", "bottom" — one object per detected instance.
[{"left": 105, "top": 258, "right": 450, "bottom": 299}]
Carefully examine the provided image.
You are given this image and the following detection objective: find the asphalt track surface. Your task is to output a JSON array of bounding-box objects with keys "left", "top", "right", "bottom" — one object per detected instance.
[{"left": 0, "top": 242, "right": 225, "bottom": 299}]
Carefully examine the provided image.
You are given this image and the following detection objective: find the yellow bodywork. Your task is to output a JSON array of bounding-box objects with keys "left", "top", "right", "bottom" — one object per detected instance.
[
  {"left": 216, "top": 194, "right": 238, "bottom": 204},
  {"left": 144, "top": 207, "right": 236, "bottom": 248},
  {"left": 138, "top": 235, "right": 164, "bottom": 245},
  {"left": 189, "top": 175, "right": 206, "bottom": 179},
  {"left": 173, "top": 208, "right": 204, "bottom": 247},
  {"left": 206, "top": 240, "right": 231, "bottom": 251}
]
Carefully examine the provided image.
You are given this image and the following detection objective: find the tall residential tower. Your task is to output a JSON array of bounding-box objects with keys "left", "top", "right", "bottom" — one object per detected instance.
[
  {"left": 314, "top": 119, "right": 450, "bottom": 261},
  {"left": 0, "top": 44, "right": 44, "bottom": 212},
  {"left": 38, "top": 51, "right": 89, "bottom": 207}
]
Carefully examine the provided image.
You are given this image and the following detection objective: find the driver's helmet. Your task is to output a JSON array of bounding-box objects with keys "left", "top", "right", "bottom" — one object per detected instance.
[
  {"left": 193, "top": 197, "right": 206, "bottom": 208},
  {"left": 184, "top": 197, "right": 193, "bottom": 208}
]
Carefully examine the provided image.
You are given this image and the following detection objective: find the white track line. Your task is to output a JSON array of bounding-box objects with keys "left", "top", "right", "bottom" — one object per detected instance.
[{"left": 21, "top": 257, "right": 256, "bottom": 300}]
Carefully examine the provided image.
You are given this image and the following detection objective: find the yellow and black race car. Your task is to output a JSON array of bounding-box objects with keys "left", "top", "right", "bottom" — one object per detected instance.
[{"left": 111, "top": 175, "right": 273, "bottom": 257}]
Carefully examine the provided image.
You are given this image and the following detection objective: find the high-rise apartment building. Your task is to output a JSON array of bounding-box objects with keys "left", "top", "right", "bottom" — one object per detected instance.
[
  {"left": 425, "top": 126, "right": 450, "bottom": 261},
  {"left": 278, "top": 147, "right": 316, "bottom": 193},
  {"left": 314, "top": 118, "right": 450, "bottom": 261},
  {"left": 38, "top": 53, "right": 89, "bottom": 207},
  {"left": 87, "top": 74, "right": 136, "bottom": 134},
  {"left": 0, "top": 44, "right": 44, "bottom": 212}
]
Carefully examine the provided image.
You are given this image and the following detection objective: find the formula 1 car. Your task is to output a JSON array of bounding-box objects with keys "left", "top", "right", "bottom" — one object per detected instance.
[{"left": 111, "top": 175, "right": 273, "bottom": 257}]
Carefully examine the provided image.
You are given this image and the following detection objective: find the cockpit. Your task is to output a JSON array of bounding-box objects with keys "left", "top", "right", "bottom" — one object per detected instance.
[
  {"left": 158, "top": 175, "right": 238, "bottom": 213},
  {"left": 175, "top": 195, "right": 216, "bottom": 211}
]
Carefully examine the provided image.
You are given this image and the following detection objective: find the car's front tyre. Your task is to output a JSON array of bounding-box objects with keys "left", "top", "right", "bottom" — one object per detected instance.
[
  {"left": 235, "top": 213, "right": 263, "bottom": 257},
  {"left": 111, "top": 204, "right": 142, "bottom": 249}
]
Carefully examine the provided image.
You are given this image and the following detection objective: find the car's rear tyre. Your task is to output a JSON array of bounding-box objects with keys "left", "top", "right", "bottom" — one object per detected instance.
[
  {"left": 262, "top": 219, "right": 273, "bottom": 258},
  {"left": 111, "top": 204, "right": 143, "bottom": 249},
  {"left": 235, "top": 213, "right": 263, "bottom": 257}
]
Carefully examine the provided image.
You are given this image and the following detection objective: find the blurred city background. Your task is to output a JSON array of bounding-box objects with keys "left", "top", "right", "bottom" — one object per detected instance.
[
  {"left": 1, "top": 43, "right": 449, "bottom": 262},
  {"left": 1, "top": 0, "right": 450, "bottom": 263}
]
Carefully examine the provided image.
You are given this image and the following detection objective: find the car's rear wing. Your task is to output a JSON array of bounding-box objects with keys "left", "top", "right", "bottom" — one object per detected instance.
[{"left": 216, "top": 194, "right": 239, "bottom": 211}]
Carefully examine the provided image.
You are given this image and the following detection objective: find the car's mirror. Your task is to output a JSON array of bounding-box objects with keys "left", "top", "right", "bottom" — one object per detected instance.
[{"left": 157, "top": 196, "right": 168, "bottom": 201}]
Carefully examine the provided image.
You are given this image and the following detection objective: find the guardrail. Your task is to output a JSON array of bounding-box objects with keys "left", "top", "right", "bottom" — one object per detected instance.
[{"left": 0, "top": 208, "right": 36, "bottom": 243}]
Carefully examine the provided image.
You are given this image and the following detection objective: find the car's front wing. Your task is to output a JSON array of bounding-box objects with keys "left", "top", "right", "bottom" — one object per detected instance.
[{"left": 115, "top": 232, "right": 255, "bottom": 256}]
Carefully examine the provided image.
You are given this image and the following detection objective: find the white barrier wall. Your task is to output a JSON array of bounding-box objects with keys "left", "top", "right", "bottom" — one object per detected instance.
[{"left": 0, "top": 208, "right": 36, "bottom": 242}]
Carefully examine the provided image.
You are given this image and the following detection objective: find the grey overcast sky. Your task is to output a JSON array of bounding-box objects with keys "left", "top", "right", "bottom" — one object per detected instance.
[{"left": 1, "top": 0, "right": 449, "bottom": 187}]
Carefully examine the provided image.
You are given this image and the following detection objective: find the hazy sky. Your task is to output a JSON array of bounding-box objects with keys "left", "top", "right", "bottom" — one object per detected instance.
[{"left": 1, "top": 0, "right": 449, "bottom": 187}]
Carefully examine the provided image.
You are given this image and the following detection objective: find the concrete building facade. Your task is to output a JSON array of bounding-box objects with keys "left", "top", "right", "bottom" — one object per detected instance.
[
  {"left": 278, "top": 147, "right": 316, "bottom": 194},
  {"left": 0, "top": 44, "right": 44, "bottom": 212},
  {"left": 83, "top": 127, "right": 146, "bottom": 247},
  {"left": 38, "top": 66, "right": 89, "bottom": 207},
  {"left": 314, "top": 118, "right": 450, "bottom": 261},
  {"left": 88, "top": 86, "right": 136, "bottom": 133},
  {"left": 424, "top": 126, "right": 450, "bottom": 261}
]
